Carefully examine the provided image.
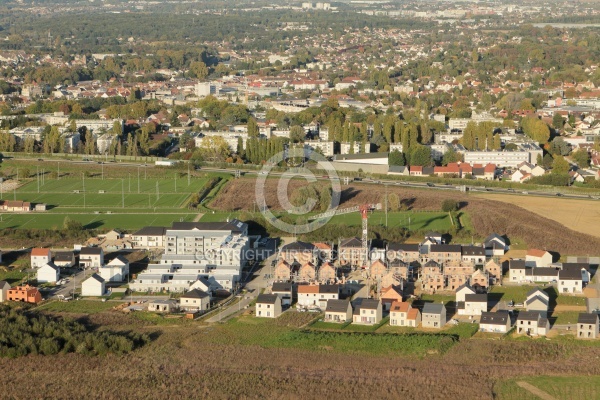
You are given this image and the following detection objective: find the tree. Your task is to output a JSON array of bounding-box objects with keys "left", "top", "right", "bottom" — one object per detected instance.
[
  {"left": 247, "top": 117, "right": 259, "bottom": 138},
  {"left": 197, "top": 136, "right": 230, "bottom": 161},
  {"left": 521, "top": 116, "right": 550, "bottom": 144},
  {"left": 289, "top": 126, "right": 305, "bottom": 143},
  {"left": 409, "top": 145, "right": 433, "bottom": 167},
  {"left": 549, "top": 137, "right": 571, "bottom": 156},
  {"left": 572, "top": 150, "right": 590, "bottom": 168},
  {"left": 441, "top": 147, "right": 462, "bottom": 166},
  {"left": 189, "top": 61, "right": 209, "bottom": 80},
  {"left": 441, "top": 199, "right": 458, "bottom": 212},
  {"left": 388, "top": 149, "right": 406, "bottom": 166},
  {"left": 63, "top": 216, "right": 83, "bottom": 232},
  {"left": 552, "top": 155, "right": 570, "bottom": 174},
  {"left": 552, "top": 112, "right": 564, "bottom": 130},
  {"left": 542, "top": 153, "right": 554, "bottom": 169},
  {"left": 387, "top": 193, "right": 400, "bottom": 211}
]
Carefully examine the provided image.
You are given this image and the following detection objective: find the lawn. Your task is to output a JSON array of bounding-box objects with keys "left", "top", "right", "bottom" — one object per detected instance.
[
  {"left": 0, "top": 268, "right": 27, "bottom": 285},
  {"left": 328, "top": 211, "right": 453, "bottom": 232},
  {"left": 203, "top": 316, "right": 458, "bottom": 357},
  {"left": 489, "top": 285, "right": 538, "bottom": 303},
  {"left": 419, "top": 294, "right": 456, "bottom": 305},
  {"left": 494, "top": 376, "right": 600, "bottom": 400},
  {"left": 556, "top": 295, "right": 586, "bottom": 306},
  {"left": 551, "top": 311, "right": 581, "bottom": 325},
  {"left": 36, "top": 300, "right": 121, "bottom": 313}
]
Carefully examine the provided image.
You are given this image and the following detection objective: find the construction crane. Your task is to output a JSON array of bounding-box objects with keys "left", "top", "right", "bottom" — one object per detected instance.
[{"left": 309, "top": 203, "right": 382, "bottom": 266}]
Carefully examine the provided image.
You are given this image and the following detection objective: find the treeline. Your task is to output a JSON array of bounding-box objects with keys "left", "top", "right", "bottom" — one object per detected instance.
[{"left": 0, "top": 305, "right": 149, "bottom": 358}]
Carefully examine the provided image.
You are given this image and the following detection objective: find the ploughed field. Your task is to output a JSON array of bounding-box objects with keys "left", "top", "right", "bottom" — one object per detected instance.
[{"left": 210, "top": 178, "right": 600, "bottom": 255}]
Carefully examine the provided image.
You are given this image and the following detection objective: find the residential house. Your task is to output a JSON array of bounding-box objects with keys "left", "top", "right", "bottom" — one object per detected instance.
[
  {"left": 525, "top": 288, "right": 550, "bottom": 316},
  {"left": 561, "top": 263, "right": 591, "bottom": 284},
  {"left": 479, "top": 311, "right": 511, "bottom": 333},
  {"left": 318, "top": 262, "right": 337, "bottom": 283},
  {"left": 298, "top": 262, "right": 318, "bottom": 282},
  {"left": 99, "top": 255, "right": 129, "bottom": 282},
  {"left": 274, "top": 260, "right": 297, "bottom": 281},
  {"left": 484, "top": 259, "right": 503, "bottom": 285},
  {"left": 313, "top": 242, "right": 334, "bottom": 262},
  {"left": 131, "top": 226, "right": 167, "bottom": 249},
  {"left": 352, "top": 298, "right": 382, "bottom": 325},
  {"left": 81, "top": 274, "right": 106, "bottom": 296},
  {"left": 421, "top": 260, "right": 445, "bottom": 293},
  {"left": 471, "top": 269, "right": 489, "bottom": 293},
  {"left": 380, "top": 285, "right": 403, "bottom": 311},
  {"left": 7, "top": 285, "right": 42, "bottom": 304},
  {"left": 422, "top": 303, "right": 447, "bottom": 329},
  {"left": 458, "top": 294, "right": 488, "bottom": 316},
  {"left": 189, "top": 277, "right": 216, "bottom": 295},
  {"left": 297, "top": 284, "right": 340, "bottom": 309},
  {"left": 31, "top": 248, "right": 52, "bottom": 268},
  {"left": 529, "top": 267, "right": 559, "bottom": 283},
  {"left": 428, "top": 245, "right": 462, "bottom": 264},
  {"left": 456, "top": 283, "right": 476, "bottom": 302},
  {"left": 53, "top": 251, "right": 75, "bottom": 268},
  {"left": 255, "top": 294, "right": 282, "bottom": 318},
  {"left": 370, "top": 259, "right": 388, "bottom": 279},
  {"left": 279, "top": 241, "right": 318, "bottom": 265},
  {"left": 461, "top": 245, "right": 486, "bottom": 266},
  {"left": 577, "top": 313, "right": 599, "bottom": 339},
  {"left": 516, "top": 311, "right": 549, "bottom": 336},
  {"left": 509, "top": 260, "right": 530, "bottom": 283},
  {"left": 0, "top": 281, "right": 11, "bottom": 302},
  {"left": 179, "top": 289, "right": 211, "bottom": 312},
  {"left": 389, "top": 301, "right": 421, "bottom": 327},
  {"left": 559, "top": 268, "right": 583, "bottom": 293},
  {"left": 526, "top": 249, "right": 553, "bottom": 267},
  {"left": 338, "top": 237, "right": 367, "bottom": 267},
  {"left": 148, "top": 299, "right": 178, "bottom": 313},
  {"left": 37, "top": 263, "right": 60, "bottom": 283},
  {"left": 79, "top": 247, "right": 104, "bottom": 268},
  {"left": 271, "top": 282, "right": 294, "bottom": 306},
  {"left": 324, "top": 299, "right": 353, "bottom": 323},
  {"left": 484, "top": 233, "right": 507, "bottom": 257},
  {"left": 388, "top": 243, "right": 420, "bottom": 264}
]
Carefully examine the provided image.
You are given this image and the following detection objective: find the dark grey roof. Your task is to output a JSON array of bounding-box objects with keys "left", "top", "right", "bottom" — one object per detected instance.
[
  {"left": 562, "top": 262, "right": 590, "bottom": 272},
  {"left": 422, "top": 303, "right": 445, "bottom": 315},
  {"left": 181, "top": 289, "right": 210, "bottom": 299},
  {"left": 509, "top": 259, "right": 526, "bottom": 269},
  {"left": 281, "top": 241, "right": 316, "bottom": 251},
  {"left": 430, "top": 244, "right": 462, "bottom": 253},
  {"left": 526, "top": 288, "right": 549, "bottom": 299},
  {"left": 326, "top": 299, "right": 351, "bottom": 313},
  {"left": 517, "top": 311, "right": 541, "bottom": 321},
  {"left": 339, "top": 237, "right": 362, "bottom": 248},
  {"left": 462, "top": 245, "right": 485, "bottom": 256},
  {"left": 472, "top": 167, "right": 485, "bottom": 175},
  {"left": 578, "top": 313, "right": 599, "bottom": 324},
  {"left": 0, "top": 280, "right": 9, "bottom": 289},
  {"left": 422, "top": 167, "right": 435, "bottom": 175},
  {"left": 531, "top": 267, "right": 558, "bottom": 277},
  {"left": 388, "top": 165, "right": 408, "bottom": 173},
  {"left": 425, "top": 231, "right": 441, "bottom": 237},
  {"left": 456, "top": 282, "right": 474, "bottom": 293},
  {"left": 480, "top": 311, "right": 509, "bottom": 325},
  {"left": 54, "top": 251, "right": 74, "bottom": 262},
  {"left": 352, "top": 298, "right": 380, "bottom": 314},
  {"left": 272, "top": 282, "right": 293, "bottom": 293},
  {"left": 465, "top": 294, "right": 487, "bottom": 303},
  {"left": 388, "top": 243, "right": 420, "bottom": 252},
  {"left": 525, "top": 296, "right": 549, "bottom": 308},
  {"left": 256, "top": 294, "right": 279, "bottom": 304},
  {"left": 80, "top": 247, "right": 103, "bottom": 255},
  {"left": 559, "top": 268, "right": 582, "bottom": 280},
  {"left": 484, "top": 233, "right": 505, "bottom": 247},
  {"left": 133, "top": 226, "right": 167, "bottom": 236},
  {"left": 539, "top": 318, "right": 549, "bottom": 327},
  {"left": 318, "top": 284, "right": 340, "bottom": 294},
  {"left": 88, "top": 273, "right": 105, "bottom": 283}
]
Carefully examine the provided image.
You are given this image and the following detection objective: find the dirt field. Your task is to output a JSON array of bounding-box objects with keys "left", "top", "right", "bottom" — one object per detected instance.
[
  {"left": 211, "top": 178, "right": 600, "bottom": 255},
  {"left": 477, "top": 193, "right": 600, "bottom": 239}
]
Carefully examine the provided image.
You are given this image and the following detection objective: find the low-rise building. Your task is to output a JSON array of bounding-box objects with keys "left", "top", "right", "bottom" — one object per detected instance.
[
  {"left": 53, "top": 251, "right": 75, "bottom": 268},
  {"left": 389, "top": 301, "right": 421, "bottom": 327},
  {"left": 271, "top": 282, "right": 294, "bottom": 306},
  {"left": 479, "top": 311, "right": 511, "bottom": 333},
  {"left": 516, "top": 311, "right": 549, "bottom": 336},
  {"left": 79, "top": 247, "right": 104, "bottom": 268},
  {"left": 352, "top": 298, "right": 382, "bottom": 325},
  {"left": 422, "top": 303, "right": 446, "bottom": 329},
  {"left": 0, "top": 281, "right": 10, "bottom": 302},
  {"left": 31, "top": 248, "right": 52, "bottom": 268},
  {"left": 179, "top": 289, "right": 211, "bottom": 313},
  {"left": 297, "top": 284, "right": 340, "bottom": 309},
  {"left": 577, "top": 313, "right": 599, "bottom": 339},
  {"left": 458, "top": 293, "right": 487, "bottom": 316},
  {"left": 7, "top": 285, "right": 42, "bottom": 304},
  {"left": 558, "top": 268, "right": 583, "bottom": 293},
  {"left": 81, "top": 274, "right": 106, "bottom": 296},
  {"left": 324, "top": 299, "right": 353, "bottom": 323},
  {"left": 255, "top": 294, "right": 282, "bottom": 318},
  {"left": 37, "top": 263, "right": 60, "bottom": 284},
  {"left": 148, "top": 299, "right": 178, "bottom": 313}
]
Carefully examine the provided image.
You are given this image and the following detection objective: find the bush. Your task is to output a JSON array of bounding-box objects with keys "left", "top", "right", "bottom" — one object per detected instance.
[{"left": 441, "top": 199, "right": 458, "bottom": 212}]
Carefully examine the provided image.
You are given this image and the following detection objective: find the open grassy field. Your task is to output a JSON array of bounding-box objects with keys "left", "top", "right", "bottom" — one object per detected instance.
[
  {"left": 36, "top": 300, "right": 120, "bottom": 314},
  {"left": 494, "top": 376, "right": 600, "bottom": 400},
  {"left": 477, "top": 193, "right": 600, "bottom": 239}
]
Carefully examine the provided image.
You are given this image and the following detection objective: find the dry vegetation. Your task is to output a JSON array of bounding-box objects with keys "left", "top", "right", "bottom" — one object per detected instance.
[
  {"left": 0, "top": 311, "right": 599, "bottom": 399},
  {"left": 211, "top": 178, "right": 600, "bottom": 255}
]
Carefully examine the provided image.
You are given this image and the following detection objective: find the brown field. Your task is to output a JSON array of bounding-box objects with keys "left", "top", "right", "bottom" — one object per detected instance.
[
  {"left": 211, "top": 178, "right": 600, "bottom": 255},
  {"left": 477, "top": 193, "right": 600, "bottom": 239},
  {"left": 0, "top": 312, "right": 599, "bottom": 399}
]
